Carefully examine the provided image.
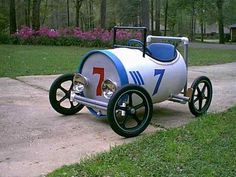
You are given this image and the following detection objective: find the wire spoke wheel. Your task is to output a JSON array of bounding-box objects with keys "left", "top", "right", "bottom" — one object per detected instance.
[
  {"left": 49, "top": 73, "right": 84, "bottom": 115},
  {"left": 107, "top": 84, "right": 153, "bottom": 138},
  {"left": 188, "top": 76, "right": 213, "bottom": 117}
]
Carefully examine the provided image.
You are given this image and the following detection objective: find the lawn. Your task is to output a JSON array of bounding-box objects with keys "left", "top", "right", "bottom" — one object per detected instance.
[
  {"left": 47, "top": 106, "right": 236, "bottom": 177},
  {"left": 188, "top": 47, "right": 236, "bottom": 66},
  {"left": 0, "top": 45, "right": 93, "bottom": 77},
  {"left": 0, "top": 44, "right": 236, "bottom": 77}
]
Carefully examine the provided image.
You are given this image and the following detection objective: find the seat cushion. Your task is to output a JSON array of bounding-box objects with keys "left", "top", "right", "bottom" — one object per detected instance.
[{"left": 147, "top": 43, "right": 177, "bottom": 62}]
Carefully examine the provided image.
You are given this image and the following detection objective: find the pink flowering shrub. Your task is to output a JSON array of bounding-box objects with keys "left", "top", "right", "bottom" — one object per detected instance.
[
  {"left": 74, "top": 27, "right": 113, "bottom": 41},
  {"left": 59, "top": 27, "right": 74, "bottom": 37},
  {"left": 17, "top": 26, "right": 34, "bottom": 39},
  {"left": 35, "top": 27, "right": 60, "bottom": 38},
  {"left": 12, "top": 26, "right": 143, "bottom": 47}
]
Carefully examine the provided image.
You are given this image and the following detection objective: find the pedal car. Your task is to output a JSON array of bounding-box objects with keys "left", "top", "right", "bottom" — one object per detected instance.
[{"left": 49, "top": 26, "right": 213, "bottom": 138}]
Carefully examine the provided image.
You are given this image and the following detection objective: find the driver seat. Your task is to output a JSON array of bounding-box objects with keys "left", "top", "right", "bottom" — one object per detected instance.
[{"left": 147, "top": 43, "right": 177, "bottom": 62}]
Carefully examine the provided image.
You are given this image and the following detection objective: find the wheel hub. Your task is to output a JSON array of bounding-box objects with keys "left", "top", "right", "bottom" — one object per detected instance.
[
  {"left": 130, "top": 108, "right": 136, "bottom": 114},
  {"left": 198, "top": 92, "right": 205, "bottom": 100}
]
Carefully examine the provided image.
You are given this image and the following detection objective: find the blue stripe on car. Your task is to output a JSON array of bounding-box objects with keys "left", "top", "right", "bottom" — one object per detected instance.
[
  {"left": 129, "top": 71, "right": 138, "bottom": 85},
  {"left": 136, "top": 71, "right": 144, "bottom": 85},
  {"left": 133, "top": 71, "right": 142, "bottom": 85},
  {"left": 129, "top": 71, "right": 144, "bottom": 85}
]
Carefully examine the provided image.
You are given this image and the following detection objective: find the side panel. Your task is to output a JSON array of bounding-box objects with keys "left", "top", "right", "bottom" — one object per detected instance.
[
  {"left": 109, "top": 48, "right": 187, "bottom": 103},
  {"left": 78, "top": 48, "right": 187, "bottom": 107}
]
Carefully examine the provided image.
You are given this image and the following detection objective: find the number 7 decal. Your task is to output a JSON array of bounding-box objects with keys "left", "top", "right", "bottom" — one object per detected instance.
[
  {"left": 93, "top": 67, "right": 104, "bottom": 96},
  {"left": 153, "top": 69, "right": 165, "bottom": 95}
]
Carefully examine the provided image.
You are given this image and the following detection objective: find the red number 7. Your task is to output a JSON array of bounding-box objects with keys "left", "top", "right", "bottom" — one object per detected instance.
[{"left": 93, "top": 67, "right": 104, "bottom": 96}]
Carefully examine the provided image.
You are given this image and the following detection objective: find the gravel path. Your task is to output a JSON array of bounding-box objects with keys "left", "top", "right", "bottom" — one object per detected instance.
[
  {"left": 190, "top": 42, "right": 236, "bottom": 50},
  {"left": 0, "top": 62, "right": 236, "bottom": 177}
]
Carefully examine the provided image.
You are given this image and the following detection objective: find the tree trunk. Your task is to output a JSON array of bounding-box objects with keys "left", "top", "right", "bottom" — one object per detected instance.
[
  {"left": 190, "top": 0, "right": 195, "bottom": 41},
  {"left": 200, "top": 0, "right": 204, "bottom": 42},
  {"left": 41, "top": 0, "right": 48, "bottom": 26},
  {"left": 24, "top": 0, "right": 31, "bottom": 26},
  {"left": 75, "top": 0, "right": 83, "bottom": 27},
  {"left": 200, "top": 22, "right": 204, "bottom": 42},
  {"left": 216, "top": 0, "right": 225, "bottom": 44},
  {"left": 164, "top": 0, "right": 168, "bottom": 36},
  {"left": 89, "top": 0, "right": 94, "bottom": 29},
  {"left": 10, "top": 0, "right": 17, "bottom": 34},
  {"left": 155, "top": 0, "right": 161, "bottom": 35},
  {"left": 141, "top": 0, "right": 149, "bottom": 30},
  {"left": 32, "top": 0, "right": 41, "bottom": 30},
  {"left": 100, "top": 0, "right": 106, "bottom": 28},
  {"left": 67, "top": 0, "right": 70, "bottom": 27},
  {"left": 150, "top": 0, "right": 154, "bottom": 34}
]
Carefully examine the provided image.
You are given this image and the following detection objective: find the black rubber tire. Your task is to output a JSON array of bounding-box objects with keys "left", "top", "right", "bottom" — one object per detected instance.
[
  {"left": 188, "top": 76, "right": 213, "bottom": 117},
  {"left": 107, "top": 84, "right": 153, "bottom": 138},
  {"left": 49, "top": 73, "right": 84, "bottom": 115}
]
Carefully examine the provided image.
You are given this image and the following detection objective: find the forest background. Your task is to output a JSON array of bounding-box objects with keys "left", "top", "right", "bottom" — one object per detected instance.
[{"left": 1, "top": 0, "right": 236, "bottom": 45}]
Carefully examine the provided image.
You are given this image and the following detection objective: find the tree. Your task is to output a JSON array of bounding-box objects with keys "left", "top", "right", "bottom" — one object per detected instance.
[
  {"left": 190, "top": 0, "right": 196, "bottom": 41},
  {"left": 199, "top": 0, "right": 205, "bottom": 42},
  {"left": 89, "top": 0, "right": 94, "bottom": 29},
  {"left": 100, "top": 0, "right": 106, "bottom": 28},
  {"left": 67, "top": 0, "right": 70, "bottom": 26},
  {"left": 167, "top": 0, "right": 178, "bottom": 36},
  {"left": 32, "top": 0, "right": 41, "bottom": 30},
  {"left": 224, "top": 0, "right": 236, "bottom": 26},
  {"left": 164, "top": 0, "right": 168, "bottom": 36},
  {"left": 141, "top": 0, "right": 149, "bottom": 30},
  {"left": 155, "top": 0, "right": 161, "bottom": 35},
  {"left": 150, "top": 0, "right": 154, "bottom": 33},
  {"left": 0, "top": 0, "right": 8, "bottom": 33},
  {"left": 24, "top": 0, "right": 31, "bottom": 26},
  {"left": 9, "top": 0, "right": 16, "bottom": 34},
  {"left": 84, "top": 0, "right": 94, "bottom": 30},
  {"left": 216, "top": 0, "right": 225, "bottom": 44},
  {"left": 116, "top": 0, "right": 140, "bottom": 26},
  {"left": 3, "top": 0, "right": 234, "bottom": 40},
  {"left": 41, "top": 0, "right": 48, "bottom": 26},
  {"left": 75, "top": 0, "right": 83, "bottom": 27}
]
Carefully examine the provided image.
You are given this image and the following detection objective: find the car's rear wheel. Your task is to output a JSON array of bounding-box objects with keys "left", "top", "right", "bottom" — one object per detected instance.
[
  {"left": 49, "top": 73, "right": 84, "bottom": 115},
  {"left": 188, "top": 76, "right": 212, "bottom": 117},
  {"left": 107, "top": 84, "right": 153, "bottom": 138}
]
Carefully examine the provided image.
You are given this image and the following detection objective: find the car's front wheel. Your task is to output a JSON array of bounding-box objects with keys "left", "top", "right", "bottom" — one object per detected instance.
[
  {"left": 49, "top": 73, "right": 84, "bottom": 115},
  {"left": 107, "top": 84, "right": 153, "bottom": 138}
]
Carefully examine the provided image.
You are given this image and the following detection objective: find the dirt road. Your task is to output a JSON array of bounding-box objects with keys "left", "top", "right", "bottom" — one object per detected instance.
[{"left": 0, "top": 62, "right": 236, "bottom": 177}]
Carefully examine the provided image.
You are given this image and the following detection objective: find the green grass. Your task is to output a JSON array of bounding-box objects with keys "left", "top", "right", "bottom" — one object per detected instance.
[
  {"left": 47, "top": 106, "right": 236, "bottom": 177},
  {"left": 188, "top": 47, "right": 236, "bottom": 66},
  {"left": 0, "top": 44, "right": 236, "bottom": 77},
  {"left": 0, "top": 45, "right": 93, "bottom": 77}
]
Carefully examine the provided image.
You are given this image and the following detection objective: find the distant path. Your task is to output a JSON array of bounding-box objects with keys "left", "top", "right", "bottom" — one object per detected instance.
[{"left": 190, "top": 42, "right": 236, "bottom": 50}]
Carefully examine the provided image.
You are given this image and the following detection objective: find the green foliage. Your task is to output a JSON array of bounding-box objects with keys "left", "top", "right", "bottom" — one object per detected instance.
[
  {"left": 0, "top": 12, "right": 8, "bottom": 33},
  {"left": 116, "top": 0, "right": 140, "bottom": 26},
  {"left": 47, "top": 106, "right": 236, "bottom": 177},
  {"left": 1, "top": 0, "right": 236, "bottom": 43},
  {"left": 0, "top": 34, "right": 11, "bottom": 44},
  {"left": 224, "top": 0, "right": 236, "bottom": 26}
]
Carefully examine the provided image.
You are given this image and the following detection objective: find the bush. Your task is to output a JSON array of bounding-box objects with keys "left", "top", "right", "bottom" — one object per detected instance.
[
  {"left": 0, "top": 33, "right": 10, "bottom": 44},
  {"left": 0, "top": 26, "right": 142, "bottom": 48},
  {"left": 0, "top": 13, "right": 8, "bottom": 33}
]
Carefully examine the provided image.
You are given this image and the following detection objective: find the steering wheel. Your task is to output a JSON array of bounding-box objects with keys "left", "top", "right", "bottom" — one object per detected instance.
[{"left": 127, "top": 39, "right": 152, "bottom": 56}]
